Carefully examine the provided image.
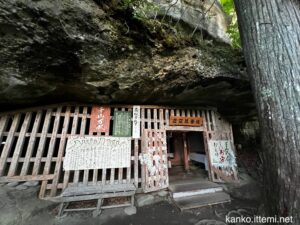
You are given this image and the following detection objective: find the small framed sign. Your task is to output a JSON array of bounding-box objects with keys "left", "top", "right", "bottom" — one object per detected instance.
[
  {"left": 89, "top": 106, "right": 111, "bottom": 133},
  {"left": 113, "top": 111, "right": 132, "bottom": 137},
  {"left": 169, "top": 116, "right": 203, "bottom": 127}
]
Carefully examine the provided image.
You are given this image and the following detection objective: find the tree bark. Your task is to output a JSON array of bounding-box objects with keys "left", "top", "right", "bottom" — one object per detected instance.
[{"left": 234, "top": 0, "right": 300, "bottom": 223}]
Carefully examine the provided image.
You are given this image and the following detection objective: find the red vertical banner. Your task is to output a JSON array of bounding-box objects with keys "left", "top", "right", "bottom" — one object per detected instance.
[{"left": 89, "top": 106, "right": 111, "bottom": 133}]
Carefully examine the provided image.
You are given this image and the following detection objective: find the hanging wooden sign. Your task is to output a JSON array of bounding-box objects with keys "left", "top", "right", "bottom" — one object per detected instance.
[
  {"left": 64, "top": 136, "right": 131, "bottom": 170},
  {"left": 132, "top": 106, "right": 141, "bottom": 138},
  {"left": 169, "top": 116, "right": 203, "bottom": 127},
  {"left": 113, "top": 111, "right": 132, "bottom": 137},
  {"left": 89, "top": 106, "right": 111, "bottom": 133}
]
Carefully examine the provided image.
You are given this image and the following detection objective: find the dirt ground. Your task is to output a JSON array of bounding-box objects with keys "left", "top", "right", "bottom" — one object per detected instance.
[{"left": 0, "top": 172, "right": 261, "bottom": 225}]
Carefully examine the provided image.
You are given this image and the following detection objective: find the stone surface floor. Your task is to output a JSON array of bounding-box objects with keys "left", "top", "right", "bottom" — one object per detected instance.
[{"left": 0, "top": 172, "right": 261, "bottom": 225}]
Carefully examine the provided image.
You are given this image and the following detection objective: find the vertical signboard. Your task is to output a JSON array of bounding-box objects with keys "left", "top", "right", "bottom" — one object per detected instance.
[
  {"left": 132, "top": 106, "right": 141, "bottom": 138},
  {"left": 113, "top": 111, "right": 132, "bottom": 137},
  {"left": 208, "top": 140, "right": 236, "bottom": 168},
  {"left": 89, "top": 106, "right": 111, "bottom": 133}
]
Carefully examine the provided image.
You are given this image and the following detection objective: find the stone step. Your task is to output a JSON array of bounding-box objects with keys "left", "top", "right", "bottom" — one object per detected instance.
[
  {"left": 169, "top": 180, "right": 223, "bottom": 199},
  {"left": 173, "top": 191, "right": 231, "bottom": 211}
]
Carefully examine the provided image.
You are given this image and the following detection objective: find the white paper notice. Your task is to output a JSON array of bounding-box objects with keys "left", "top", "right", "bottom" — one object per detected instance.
[
  {"left": 64, "top": 136, "right": 132, "bottom": 171},
  {"left": 208, "top": 140, "right": 237, "bottom": 168}
]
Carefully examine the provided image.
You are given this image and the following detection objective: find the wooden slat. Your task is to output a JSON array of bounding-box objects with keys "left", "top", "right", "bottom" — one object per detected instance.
[
  {"left": 159, "top": 109, "right": 164, "bottom": 129},
  {"left": 50, "top": 107, "right": 71, "bottom": 197},
  {"left": 32, "top": 110, "right": 52, "bottom": 175},
  {"left": 20, "top": 111, "right": 43, "bottom": 176},
  {"left": 39, "top": 107, "right": 62, "bottom": 197},
  {"left": 147, "top": 109, "right": 151, "bottom": 129},
  {"left": 81, "top": 107, "right": 89, "bottom": 186},
  {"left": 0, "top": 115, "right": 8, "bottom": 143},
  {"left": 63, "top": 106, "right": 79, "bottom": 189},
  {"left": 0, "top": 114, "right": 21, "bottom": 176},
  {"left": 153, "top": 109, "right": 158, "bottom": 130},
  {"left": 7, "top": 113, "right": 32, "bottom": 176},
  {"left": 0, "top": 174, "right": 55, "bottom": 183},
  {"left": 165, "top": 109, "right": 169, "bottom": 126}
]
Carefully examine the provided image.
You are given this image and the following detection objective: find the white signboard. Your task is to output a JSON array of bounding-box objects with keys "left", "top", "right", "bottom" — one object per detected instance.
[
  {"left": 64, "top": 136, "right": 131, "bottom": 171},
  {"left": 208, "top": 140, "right": 237, "bottom": 168},
  {"left": 132, "top": 105, "right": 141, "bottom": 138}
]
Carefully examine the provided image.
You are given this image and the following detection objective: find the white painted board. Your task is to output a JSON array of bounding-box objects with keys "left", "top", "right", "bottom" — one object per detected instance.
[
  {"left": 132, "top": 105, "right": 141, "bottom": 138},
  {"left": 64, "top": 136, "right": 131, "bottom": 171},
  {"left": 208, "top": 140, "right": 236, "bottom": 168}
]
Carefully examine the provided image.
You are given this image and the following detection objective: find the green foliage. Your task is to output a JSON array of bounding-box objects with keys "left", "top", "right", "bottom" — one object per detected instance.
[
  {"left": 220, "top": 0, "right": 241, "bottom": 49},
  {"left": 121, "top": 0, "right": 159, "bottom": 21}
]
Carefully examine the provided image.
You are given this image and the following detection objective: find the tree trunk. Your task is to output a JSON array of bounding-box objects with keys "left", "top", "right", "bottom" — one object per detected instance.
[{"left": 234, "top": 0, "right": 300, "bottom": 223}]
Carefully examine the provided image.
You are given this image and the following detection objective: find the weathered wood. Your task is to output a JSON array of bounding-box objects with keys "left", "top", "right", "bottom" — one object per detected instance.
[
  {"left": 32, "top": 109, "right": 52, "bottom": 175},
  {"left": 8, "top": 112, "right": 32, "bottom": 176},
  {"left": 50, "top": 190, "right": 136, "bottom": 203},
  {"left": 0, "top": 114, "right": 21, "bottom": 176},
  {"left": 20, "top": 111, "right": 43, "bottom": 176},
  {"left": 134, "top": 139, "right": 139, "bottom": 186},
  {"left": 81, "top": 107, "right": 89, "bottom": 186},
  {"left": 0, "top": 174, "right": 55, "bottom": 183},
  {"left": 50, "top": 107, "right": 71, "bottom": 197},
  {"left": 39, "top": 107, "right": 62, "bottom": 198},
  {"left": 63, "top": 106, "right": 79, "bottom": 189},
  {"left": 182, "top": 133, "right": 189, "bottom": 171},
  {"left": 0, "top": 115, "right": 8, "bottom": 144}
]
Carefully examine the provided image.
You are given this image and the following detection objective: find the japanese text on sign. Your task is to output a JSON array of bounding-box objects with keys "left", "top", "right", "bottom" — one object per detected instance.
[
  {"left": 64, "top": 136, "right": 131, "bottom": 170},
  {"left": 208, "top": 140, "right": 236, "bottom": 168},
  {"left": 89, "top": 106, "right": 111, "bottom": 133},
  {"left": 169, "top": 116, "right": 203, "bottom": 127},
  {"left": 113, "top": 111, "right": 132, "bottom": 137},
  {"left": 132, "top": 106, "right": 141, "bottom": 138}
]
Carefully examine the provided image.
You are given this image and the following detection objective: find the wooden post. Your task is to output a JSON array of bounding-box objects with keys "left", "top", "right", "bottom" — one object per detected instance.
[{"left": 182, "top": 133, "right": 189, "bottom": 171}]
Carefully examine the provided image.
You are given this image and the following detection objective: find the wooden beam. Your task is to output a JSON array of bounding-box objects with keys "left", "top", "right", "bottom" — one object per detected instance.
[
  {"left": 0, "top": 174, "right": 55, "bottom": 183},
  {"left": 182, "top": 133, "right": 189, "bottom": 171}
]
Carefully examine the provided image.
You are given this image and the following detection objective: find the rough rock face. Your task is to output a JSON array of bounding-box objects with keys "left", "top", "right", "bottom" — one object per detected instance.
[
  {"left": 153, "top": 0, "right": 231, "bottom": 43},
  {"left": 0, "top": 0, "right": 256, "bottom": 122}
]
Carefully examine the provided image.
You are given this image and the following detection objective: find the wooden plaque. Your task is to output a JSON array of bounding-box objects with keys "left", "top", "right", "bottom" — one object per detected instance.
[
  {"left": 89, "top": 106, "right": 111, "bottom": 133},
  {"left": 132, "top": 106, "right": 141, "bottom": 138},
  {"left": 169, "top": 116, "right": 203, "bottom": 127},
  {"left": 113, "top": 111, "right": 132, "bottom": 137}
]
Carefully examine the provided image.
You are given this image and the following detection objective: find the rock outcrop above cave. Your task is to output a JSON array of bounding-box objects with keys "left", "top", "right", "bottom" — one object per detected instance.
[
  {"left": 0, "top": 0, "right": 255, "bottom": 122},
  {"left": 153, "top": 0, "right": 231, "bottom": 43}
]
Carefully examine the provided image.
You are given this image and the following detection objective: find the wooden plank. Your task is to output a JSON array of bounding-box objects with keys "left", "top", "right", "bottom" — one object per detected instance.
[
  {"left": 0, "top": 174, "right": 55, "bottom": 183},
  {"left": 141, "top": 108, "right": 145, "bottom": 131},
  {"left": 153, "top": 109, "right": 158, "bottom": 130},
  {"left": 48, "top": 190, "right": 136, "bottom": 203},
  {"left": 159, "top": 109, "right": 164, "bottom": 129},
  {"left": 20, "top": 111, "right": 43, "bottom": 176},
  {"left": 7, "top": 112, "right": 32, "bottom": 176},
  {"left": 211, "top": 110, "right": 217, "bottom": 131},
  {"left": 32, "top": 110, "right": 52, "bottom": 175},
  {"left": 0, "top": 115, "right": 8, "bottom": 143},
  {"left": 81, "top": 107, "right": 89, "bottom": 186},
  {"left": 39, "top": 107, "right": 62, "bottom": 198},
  {"left": 63, "top": 106, "right": 79, "bottom": 189},
  {"left": 182, "top": 133, "right": 189, "bottom": 171},
  {"left": 0, "top": 114, "right": 21, "bottom": 176},
  {"left": 89, "top": 106, "right": 110, "bottom": 133},
  {"left": 134, "top": 139, "right": 138, "bottom": 186},
  {"left": 147, "top": 109, "right": 151, "bottom": 130},
  {"left": 50, "top": 107, "right": 71, "bottom": 197},
  {"left": 173, "top": 192, "right": 230, "bottom": 211}
]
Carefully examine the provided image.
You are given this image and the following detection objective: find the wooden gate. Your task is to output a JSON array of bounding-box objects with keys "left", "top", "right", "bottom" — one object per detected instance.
[
  {"left": 141, "top": 129, "right": 169, "bottom": 193},
  {"left": 205, "top": 118, "right": 238, "bottom": 183}
]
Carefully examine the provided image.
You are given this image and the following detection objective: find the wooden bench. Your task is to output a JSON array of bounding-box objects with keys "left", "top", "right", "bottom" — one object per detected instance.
[{"left": 56, "top": 183, "right": 136, "bottom": 217}]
